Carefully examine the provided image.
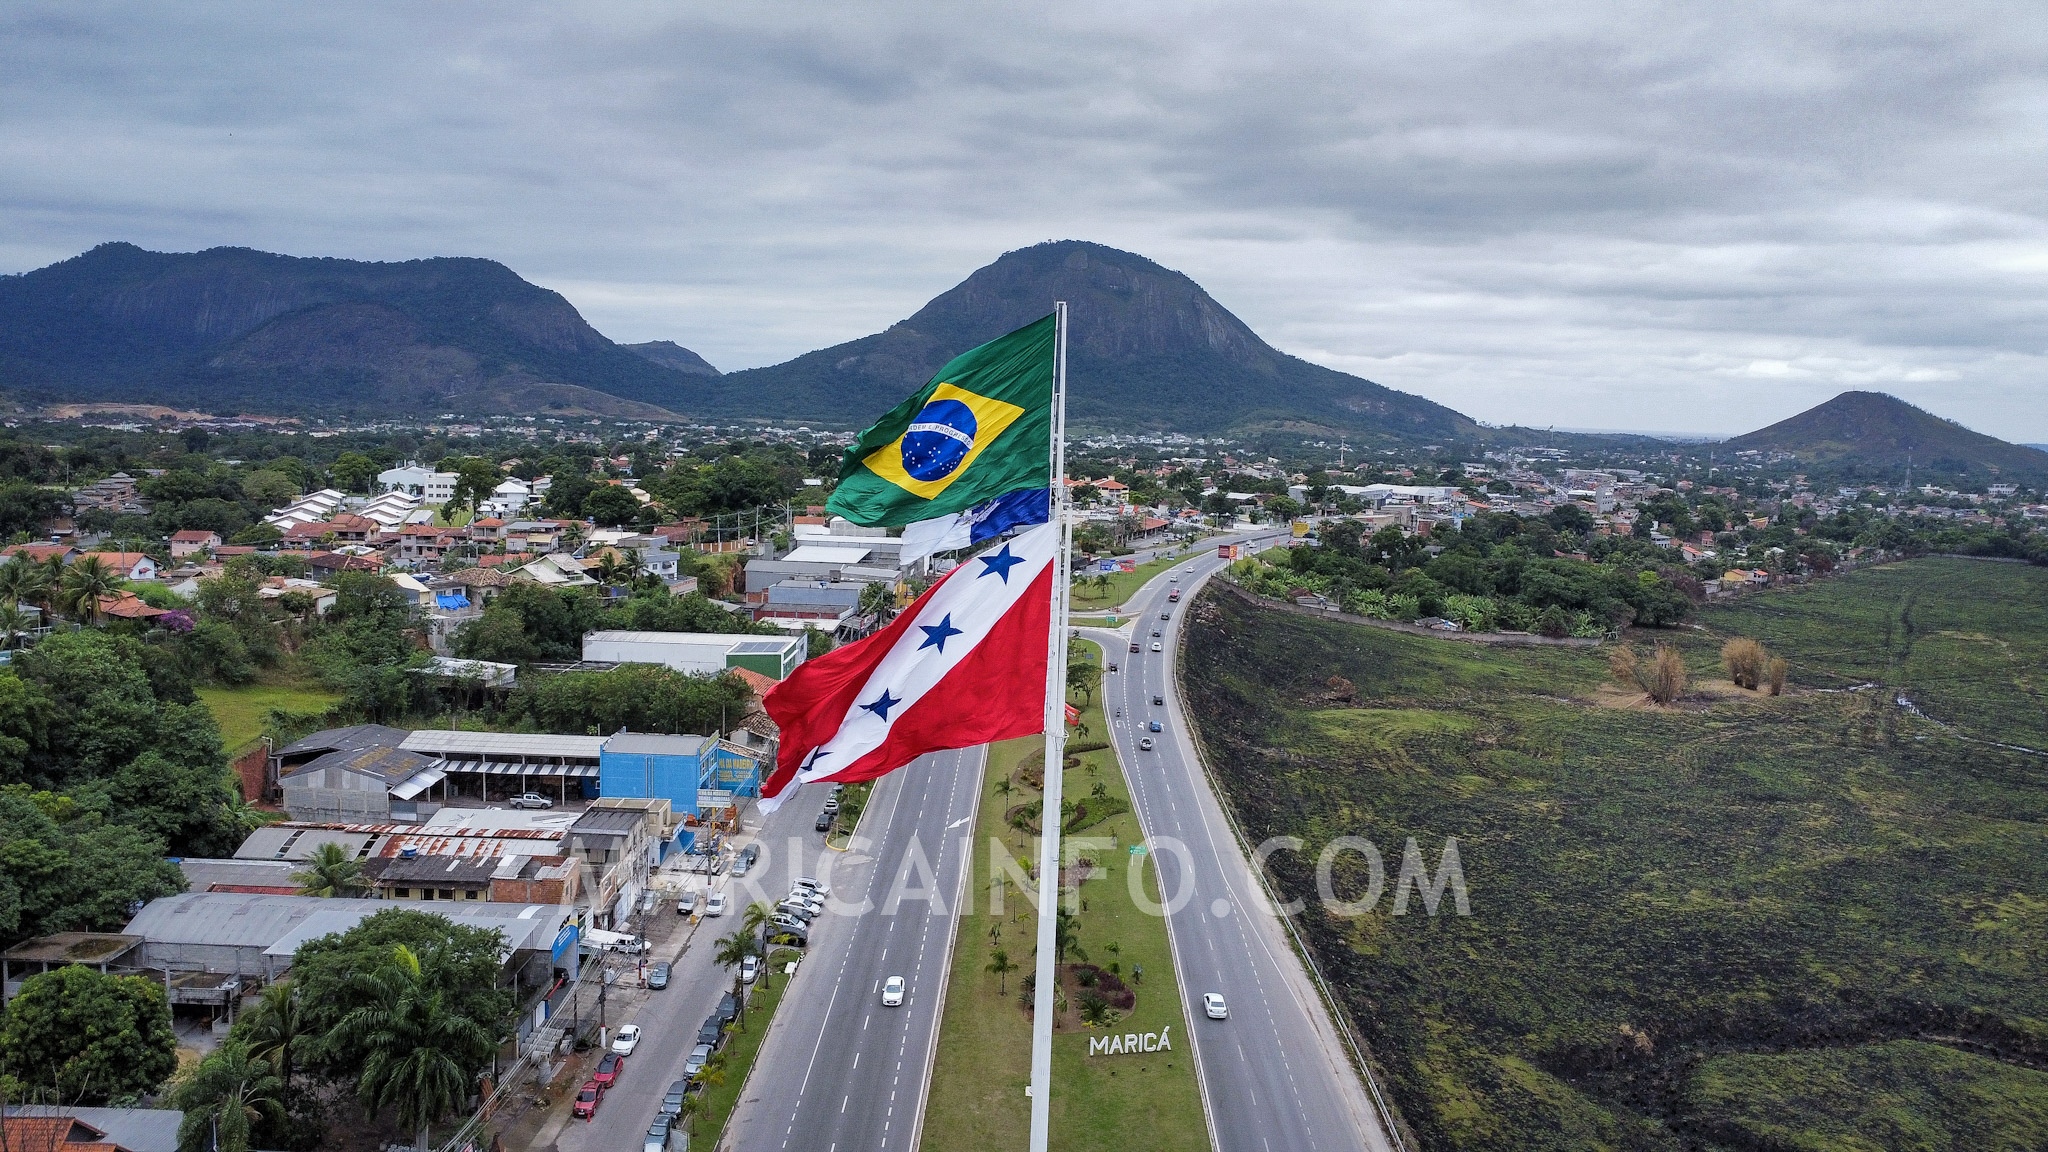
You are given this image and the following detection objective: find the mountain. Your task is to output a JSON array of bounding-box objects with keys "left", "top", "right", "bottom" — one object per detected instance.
[
  {"left": 623, "top": 340, "right": 720, "bottom": 377},
  {"left": 1726, "top": 391, "right": 2048, "bottom": 486},
  {"left": 705, "top": 241, "right": 1478, "bottom": 441},
  {"left": 0, "top": 243, "right": 701, "bottom": 418}
]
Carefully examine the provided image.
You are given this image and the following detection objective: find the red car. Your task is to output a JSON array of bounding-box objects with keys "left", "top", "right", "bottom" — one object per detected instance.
[
  {"left": 572, "top": 1079, "right": 604, "bottom": 1119},
  {"left": 594, "top": 1052, "right": 624, "bottom": 1087}
]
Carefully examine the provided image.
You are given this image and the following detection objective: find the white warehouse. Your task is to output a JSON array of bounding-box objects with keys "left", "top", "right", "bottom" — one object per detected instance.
[{"left": 581, "top": 630, "right": 805, "bottom": 680}]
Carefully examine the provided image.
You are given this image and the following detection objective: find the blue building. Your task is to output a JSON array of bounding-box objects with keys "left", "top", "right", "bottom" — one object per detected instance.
[{"left": 597, "top": 733, "right": 763, "bottom": 852}]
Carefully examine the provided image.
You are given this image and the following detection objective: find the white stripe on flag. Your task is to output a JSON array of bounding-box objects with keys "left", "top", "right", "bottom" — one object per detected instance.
[{"left": 790, "top": 521, "right": 1058, "bottom": 791}]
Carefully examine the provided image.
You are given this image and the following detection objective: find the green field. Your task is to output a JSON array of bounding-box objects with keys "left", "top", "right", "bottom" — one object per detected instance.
[
  {"left": 1180, "top": 558, "right": 2048, "bottom": 1151},
  {"left": 922, "top": 641, "right": 1207, "bottom": 1152},
  {"left": 196, "top": 673, "right": 343, "bottom": 754}
]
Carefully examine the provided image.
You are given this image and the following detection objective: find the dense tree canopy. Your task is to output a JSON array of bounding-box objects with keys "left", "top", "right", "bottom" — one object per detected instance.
[{"left": 0, "top": 965, "right": 178, "bottom": 1104}]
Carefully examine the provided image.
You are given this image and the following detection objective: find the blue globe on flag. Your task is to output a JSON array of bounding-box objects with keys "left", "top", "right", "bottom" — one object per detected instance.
[{"left": 900, "top": 398, "right": 978, "bottom": 482}]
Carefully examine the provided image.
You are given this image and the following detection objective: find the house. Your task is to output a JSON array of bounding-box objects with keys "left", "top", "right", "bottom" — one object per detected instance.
[
  {"left": 308, "top": 551, "right": 382, "bottom": 580},
  {"left": 84, "top": 552, "right": 159, "bottom": 581},
  {"left": 167, "top": 529, "right": 219, "bottom": 559},
  {"left": 94, "top": 592, "right": 167, "bottom": 622},
  {"left": 395, "top": 525, "right": 460, "bottom": 563},
  {"left": 1, "top": 543, "right": 74, "bottom": 566},
  {"left": 71, "top": 471, "right": 149, "bottom": 515},
  {"left": 388, "top": 572, "right": 435, "bottom": 609},
  {"left": 377, "top": 464, "right": 460, "bottom": 504},
  {"left": 581, "top": 630, "right": 806, "bottom": 679},
  {"left": 258, "top": 577, "right": 339, "bottom": 615},
  {"left": 1, "top": 1109, "right": 181, "bottom": 1152},
  {"left": 521, "top": 552, "right": 597, "bottom": 586}
]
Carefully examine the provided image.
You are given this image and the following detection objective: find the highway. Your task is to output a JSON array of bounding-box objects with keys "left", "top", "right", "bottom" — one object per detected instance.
[
  {"left": 1085, "top": 532, "right": 1400, "bottom": 1152},
  {"left": 724, "top": 746, "right": 984, "bottom": 1152}
]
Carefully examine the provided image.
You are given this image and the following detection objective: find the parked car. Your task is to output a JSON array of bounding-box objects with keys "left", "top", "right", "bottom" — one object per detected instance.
[
  {"left": 572, "top": 1079, "right": 604, "bottom": 1119},
  {"left": 731, "top": 845, "right": 757, "bottom": 877},
  {"left": 1139, "top": 737, "right": 1155, "bottom": 751},
  {"left": 741, "top": 955, "right": 760, "bottom": 984},
  {"left": 717, "top": 993, "right": 739, "bottom": 1023},
  {"left": 683, "top": 1043, "right": 713, "bottom": 1078},
  {"left": 696, "top": 1019, "right": 723, "bottom": 1048},
  {"left": 794, "top": 877, "right": 830, "bottom": 897},
  {"left": 705, "top": 892, "right": 727, "bottom": 916},
  {"left": 882, "top": 975, "right": 906, "bottom": 1006},
  {"left": 777, "top": 902, "right": 815, "bottom": 923},
  {"left": 1203, "top": 992, "right": 1229, "bottom": 1019},
  {"left": 593, "top": 1053, "right": 623, "bottom": 1087},
  {"left": 769, "top": 925, "right": 809, "bottom": 947},
  {"left": 823, "top": 796, "right": 841, "bottom": 814},
  {"left": 660, "top": 1080, "right": 689, "bottom": 1118},
  {"left": 612, "top": 1023, "right": 642, "bottom": 1055},
  {"left": 676, "top": 892, "right": 699, "bottom": 916},
  {"left": 815, "top": 811, "right": 834, "bottom": 833},
  {"left": 771, "top": 913, "right": 809, "bottom": 934},
  {"left": 647, "top": 963, "right": 670, "bottom": 990},
  {"left": 508, "top": 792, "right": 553, "bottom": 810},
  {"left": 1148, "top": 720, "right": 1162, "bottom": 733},
  {"left": 644, "top": 1115, "right": 675, "bottom": 1152}
]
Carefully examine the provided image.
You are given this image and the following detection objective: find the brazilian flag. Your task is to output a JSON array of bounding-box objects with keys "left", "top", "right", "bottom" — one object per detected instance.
[{"left": 825, "top": 313, "right": 1054, "bottom": 527}]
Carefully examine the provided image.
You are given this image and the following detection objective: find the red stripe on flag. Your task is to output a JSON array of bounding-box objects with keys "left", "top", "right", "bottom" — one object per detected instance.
[{"left": 1063, "top": 703, "right": 1080, "bottom": 726}]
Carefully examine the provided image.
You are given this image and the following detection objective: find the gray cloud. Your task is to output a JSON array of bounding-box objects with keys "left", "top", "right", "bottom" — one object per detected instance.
[{"left": 2, "top": 1, "right": 2045, "bottom": 437}]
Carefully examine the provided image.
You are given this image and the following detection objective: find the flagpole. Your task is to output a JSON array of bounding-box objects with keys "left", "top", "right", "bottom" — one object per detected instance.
[{"left": 1028, "top": 301, "right": 1070, "bottom": 1152}]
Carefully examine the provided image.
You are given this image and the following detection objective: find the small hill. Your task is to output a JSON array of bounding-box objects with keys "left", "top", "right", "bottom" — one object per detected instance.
[
  {"left": 623, "top": 340, "right": 720, "bottom": 377},
  {"left": 0, "top": 243, "right": 701, "bottom": 418},
  {"left": 1725, "top": 391, "right": 2048, "bottom": 486},
  {"left": 707, "top": 241, "right": 1477, "bottom": 441}
]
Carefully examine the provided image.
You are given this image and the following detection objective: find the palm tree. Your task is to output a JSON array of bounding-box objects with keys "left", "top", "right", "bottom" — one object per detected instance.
[
  {"left": 36, "top": 553, "right": 65, "bottom": 611},
  {"left": 712, "top": 930, "right": 762, "bottom": 1026},
  {"left": 1053, "top": 908, "right": 1086, "bottom": 965},
  {"left": 993, "top": 776, "right": 1015, "bottom": 803},
  {"left": 985, "top": 948, "right": 1017, "bottom": 995},
  {"left": 291, "top": 842, "right": 366, "bottom": 898},
  {"left": 240, "top": 981, "right": 307, "bottom": 1090},
  {"left": 173, "top": 1039, "right": 284, "bottom": 1152},
  {"left": 0, "top": 556, "right": 44, "bottom": 609},
  {"left": 327, "top": 945, "right": 493, "bottom": 1152},
  {"left": 0, "top": 604, "right": 29, "bottom": 650},
  {"left": 741, "top": 900, "right": 774, "bottom": 949},
  {"left": 58, "top": 555, "right": 119, "bottom": 625}
]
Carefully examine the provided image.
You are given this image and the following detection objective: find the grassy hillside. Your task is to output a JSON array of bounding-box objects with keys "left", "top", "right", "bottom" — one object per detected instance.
[{"left": 1180, "top": 558, "right": 2048, "bottom": 1150}]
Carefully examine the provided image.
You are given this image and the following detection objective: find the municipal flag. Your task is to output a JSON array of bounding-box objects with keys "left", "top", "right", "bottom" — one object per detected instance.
[
  {"left": 759, "top": 522, "right": 1058, "bottom": 804},
  {"left": 825, "top": 315, "right": 1054, "bottom": 527},
  {"left": 897, "top": 486, "right": 1050, "bottom": 565},
  {"left": 1063, "top": 703, "right": 1080, "bottom": 727}
]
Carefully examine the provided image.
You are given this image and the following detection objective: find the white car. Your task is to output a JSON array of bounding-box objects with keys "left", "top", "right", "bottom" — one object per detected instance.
[
  {"left": 1185, "top": 566, "right": 1195, "bottom": 574},
  {"left": 741, "top": 956, "right": 759, "bottom": 985},
  {"left": 705, "top": 892, "right": 727, "bottom": 916},
  {"left": 1150, "top": 642, "right": 1162, "bottom": 652},
  {"left": 793, "top": 876, "right": 830, "bottom": 898},
  {"left": 1202, "top": 993, "right": 1228, "bottom": 1020},
  {"left": 611, "top": 1023, "right": 643, "bottom": 1055},
  {"left": 507, "top": 792, "right": 553, "bottom": 810},
  {"left": 881, "top": 975, "right": 905, "bottom": 1006}
]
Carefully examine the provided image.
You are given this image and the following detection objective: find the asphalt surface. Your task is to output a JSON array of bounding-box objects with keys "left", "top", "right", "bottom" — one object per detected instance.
[
  {"left": 1087, "top": 532, "right": 1399, "bottom": 1152},
  {"left": 552, "top": 788, "right": 824, "bottom": 1152},
  {"left": 725, "top": 746, "right": 984, "bottom": 1152}
]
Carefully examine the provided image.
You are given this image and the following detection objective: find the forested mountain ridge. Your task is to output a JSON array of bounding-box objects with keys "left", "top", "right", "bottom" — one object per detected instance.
[{"left": 1727, "top": 390, "right": 2048, "bottom": 486}]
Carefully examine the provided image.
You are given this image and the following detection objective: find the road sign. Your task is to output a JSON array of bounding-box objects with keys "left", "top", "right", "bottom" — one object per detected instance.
[{"left": 1129, "top": 844, "right": 1147, "bottom": 856}]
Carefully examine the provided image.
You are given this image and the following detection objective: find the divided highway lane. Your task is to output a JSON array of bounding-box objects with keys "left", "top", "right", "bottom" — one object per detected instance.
[
  {"left": 1088, "top": 534, "right": 1398, "bottom": 1152},
  {"left": 726, "top": 746, "right": 984, "bottom": 1152}
]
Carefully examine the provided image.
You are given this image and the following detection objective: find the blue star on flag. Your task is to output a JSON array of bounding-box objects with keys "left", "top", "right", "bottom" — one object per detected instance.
[
  {"left": 800, "top": 748, "right": 829, "bottom": 772},
  {"left": 860, "top": 689, "right": 903, "bottom": 721},
  {"left": 977, "top": 543, "right": 1025, "bottom": 583},
  {"left": 917, "top": 613, "right": 964, "bottom": 653}
]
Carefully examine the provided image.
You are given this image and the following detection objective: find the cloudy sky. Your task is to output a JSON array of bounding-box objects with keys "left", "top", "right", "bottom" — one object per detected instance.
[{"left": 5, "top": 1, "right": 2046, "bottom": 438}]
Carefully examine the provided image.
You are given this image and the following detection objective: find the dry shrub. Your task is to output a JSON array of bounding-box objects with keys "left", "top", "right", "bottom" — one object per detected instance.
[
  {"left": 1722, "top": 637, "right": 1768, "bottom": 690},
  {"left": 1611, "top": 642, "right": 1688, "bottom": 704},
  {"left": 1609, "top": 644, "right": 1642, "bottom": 689},
  {"left": 1766, "top": 657, "right": 1789, "bottom": 696},
  {"left": 1646, "top": 644, "right": 1689, "bottom": 704}
]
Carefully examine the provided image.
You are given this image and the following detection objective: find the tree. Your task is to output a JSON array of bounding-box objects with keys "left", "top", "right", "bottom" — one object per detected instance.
[
  {"left": 857, "top": 580, "right": 895, "bottom": 623},
  {"left": 582, "top": 485, "right": 642, "bottom": 528},
  {"left": 741, "top": 901, "right": 774, "bottom": 949},
  {"left": 329, "top": 452, "right": 381, "bottom": 494},
  {"left": 0, "top": 483, "right": 61, "bottom": 539},
  {"left": 1052, "top": 908, "right": 1086, "bottom": 965},
  {"left": 443, "top": 459, "right": 500, "bottom": 521},
  {"left": 986, "top": 947, "right": 1017, "bottom": 994},
  {"left": 291, "top": 842, "right": 366, "bottom": 898},
  {"left": 0, "top": 605, "right": 30, "bottom": 650},
  {"left": 173, "top": 1039, "right": 284, "bottom": 1152},
  {"left": 0, "top": 965, "right": 177, "bottom": 1103},
  {"left": 57, "top": 556, "right": 119, "bottom": 625},
  {"left": 241, "top": 469, "right": 301, "bottom": 507},
  {"left": 1065, "top": 659, "right": 1101, "bottom": 708},
  {"left": 712, "top": 930, "right": 763, "bottom": 1026},
  {"left": 0, "top": 556, "right": 48, "bottom": 610},
  {"left": 236, "top": 981, "right": 307, "bottom": 1090},
  {"left": 323, "top": 944, "right": 493, "bottom": 1151},
  {"left": 291, "top": 909, "right": 511, "bottom": 1084}
]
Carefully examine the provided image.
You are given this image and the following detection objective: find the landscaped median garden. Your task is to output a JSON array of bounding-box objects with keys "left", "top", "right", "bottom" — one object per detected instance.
[
  {"left": 691, "top": 943, "right": 803, "bottom": 1147},
  {"left": 921, "top": 639, "right": 1208, "bottom": 1152}
]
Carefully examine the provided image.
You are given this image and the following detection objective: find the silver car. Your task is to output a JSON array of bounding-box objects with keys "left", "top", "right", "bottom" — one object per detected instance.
[{"left": 684, "top": 1043, "right": 713, "bottom": 1078}]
